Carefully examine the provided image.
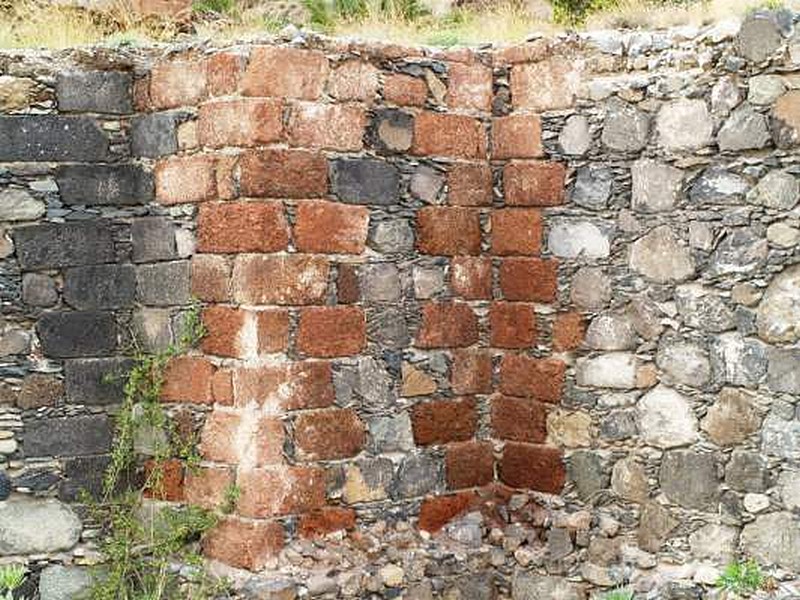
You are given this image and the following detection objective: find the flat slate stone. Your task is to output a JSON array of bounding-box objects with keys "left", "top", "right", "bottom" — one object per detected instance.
[
  {"left": 13, "top": 221, "right": 115, "bottom": 269},
  {"left": 56, "top": 70, "right": 132, "bottom": 114},
  {"left": 37, "top": 311, "right": 117, "bottom": 358},
  {"left": 63, "top": 264, "right": 136, "bottom": 310},
  {"left": 64, "top": 357, "right": 133, "bottom": 406},
  {"left": 0, "top": 498, "right": 82, "bottom": 555},
  {"left": 330, "top": 158, "right": 401, "bottom": 205},
  {"left": 25, "top": 414, "right": 112, "bottom": 458},
  {"left": 0, "top": 116, "right": 111, "bottom": 161},
  {"left": 56, "top": 164, "right": 154, "bottom": 206},
  {"left": 130, "top": 112, "right": 179, "bottom": 158}
]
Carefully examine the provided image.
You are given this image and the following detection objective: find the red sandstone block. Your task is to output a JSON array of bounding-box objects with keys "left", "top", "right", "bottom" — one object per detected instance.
[
  {"left": 499, "top": 354, "right": 565, "bottom": 403},
  {"left": 191, "top": 255, "right": 230, "bottom": 303},
  {"left": 296, "top": 306, "right": 366, "bottom": 358},
  {"left": 240, "top": 149, "right": 328, "bottom": 198},
  {"left": 448, "top": 162, "right": 493, "bottom": 206},
  {"left": 232, "top": 254, "right": 330, "bottom": 305},
  {"left": 161, "top": 356, "right": 215, "bottom": 403},
  {"left": 503, "top": 161, "right": 566, "bottom": 206},
  {"left": 294, "top": 201, "right": 369, "bottom": 254},
  {"left": 416, "top": 301, "right": 479, "bottom": 348},
  {"left": 200, "top": 409, "right": 284, "bottom": 466},
  {"left": 241, "top": 46, "right": 329, "bottom": 100},
  {"left": 197, "top": 201, "right": 289, "bottom": 253},
  {"left": 198, "top": 99, "right": 284, "bottom": 148},
  {"left": 418, "top": 492, "right": 474, "bottom": 532},
  {"left": 451, "top": 256, "right": 492, "bottom": 300},
  {"left": 411, "top": 397, "right": 477, "bottom": 445},
  {"left": 294, "top": 408, "right": 366, "bottom": 460},
  {"left": 491, "top": 395, "right": 549, "bottom": 443},
  {"left": 417, "top": 207, "right": 481, "bottom": 256},
  {"left": 447, "top": 63, "right": 493, "bottom": 111},
  {"left": 288, "top": 102, "right": 366, "bottom": 151},
  {"left": 202, "top": 306, "right": 245, "bottom": 358},
  {"left": 133, "top": 77, "right": 151, "bottom": 111},
  {"left": 298, "top": 507, "right": 357, "bottom": 538},
  {"left": 337, "top": 263, "right": 360, "bottom": 304},
  {"left": 184, "top": 465, "right": 233, "bottom": 509},
  {"left": 492, "top": 115, "right": 543, "bottom": 159},
  {"left": 499, "top": 442, "right": 565, "bottom": 494},
  {"left": 234, "top": 361, "right": 335, "bottom": 410},
  {"left": 490, "top": 302, "right": 537, "bottom": 349},
  {"left": 237, "top": 466, "right": 326, "bottom": 517},
  {"left": 491, "top": 208, "right": 543, "bottom": 256},
  {"left": 328, "top": 59, "right": 379, "bottom": 103},
  {"left": 203, "top": 517, "right": 285, "bottom": 571},
  {"left": 552, "top": 312, "right": 585, "bottom": 352},
  {"left": 256, "top": 310, "right": 292, "bottom": 354},
  {"left": 205, "top": 52, "right": 244, "bottom": 97},
  {"left": 446, "top": 441, "right": 494, "bottom": 489},
  {"left": 155, "top": 155, "right": 217, "bottom": 205},
  {"left": 143, "top": 458, "right": 184, "bottom": 501},
  {"left": 451, "top": 349, "right": 493, "bottom": 395},
  {"left": 384, "top": 73, "right": 428, "bottom": 106},
  {"left": 498, "top": 258, "right": 558, "bottom": 302},
  {"left": 212, "top": 368, "right": 234, "bottom": 405},
  {"left": 149, "top": 59, "right": 207, "bottom": 109},
  {"left": 413, "top": 112, "right": 487, "bottom": 159}
]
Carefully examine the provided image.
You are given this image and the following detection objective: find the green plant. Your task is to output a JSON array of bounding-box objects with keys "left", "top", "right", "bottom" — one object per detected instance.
[
  {"left": 715, "top": 559, "right": 766, "bottom": 597},
  {"left": 221, "top": 483, "right": 241, "bottom": 515},
  {"left": 303, "top": 0, "right": 426, "bottom": 29},
  {"left": 192, "top": 0, "right": 236, "bottom": 14},
  {"left": 601, "top": 587, "right": 635, "bottom": 600},
  {"left": 0, "top": 564, "right": 26, "bottom": 600}
]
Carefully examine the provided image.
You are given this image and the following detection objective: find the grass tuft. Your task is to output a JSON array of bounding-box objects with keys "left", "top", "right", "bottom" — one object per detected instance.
[{"left": 715, "top": 559, "right": 766, "bottom": 597}]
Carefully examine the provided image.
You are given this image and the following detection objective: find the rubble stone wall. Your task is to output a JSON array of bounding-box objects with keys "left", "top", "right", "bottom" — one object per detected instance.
[{"left": 2, "top": 10, "right": 800, "bottom": 599}]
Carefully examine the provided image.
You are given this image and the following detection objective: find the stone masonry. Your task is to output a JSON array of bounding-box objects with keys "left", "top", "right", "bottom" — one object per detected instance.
[{"left": 2, "top": 9, "right": 800, "bottom": 599}]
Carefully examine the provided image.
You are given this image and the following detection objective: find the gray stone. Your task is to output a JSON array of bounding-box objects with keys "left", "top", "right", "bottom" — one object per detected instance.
[
  {"left": 656, "top": 337, "right": 710, "bottom": 388},
  {"left": 611, "top": 457, "right": 648, "bottom": 502},
  {"left": 0, "top": 498, "right": 81, "bottom": 555},
  {"left": 710, "top": 332, "right": 768, "bottom": 388},
  {"left": 757, "top": 264, "right": 800, "bottom": 343},
  {"left": 13, "top": 221, "right": 115, "bottom": 270},
  {"left": 369, "top": 219, "right": 414, "bottom": 253},
  {"left": 559, "top": 114, "right": 591, "bottom": 155},
  {"left": 56, "top": 164, "right": 154, "bottom": 206},
  {"left": 767, "top": 222, "right": 800, "bottom": 247},
  {"left": 373, "top": 109, "right": 414, "bottom": 154},
  {"left": 331, "top": 158, "right": 401, "bottom": 205},
  {"left": 410, "top": 165, "right": 444, "bottom": 203},
  {"left": 675, "top": 285, "right": 735, "bottom": 333},
  {"left": 718, "top": 105, "right": 771, "bottom": 151},
  {"left": 39, "top": 565, "right": 93, "bottom": 600},
  {"left": 0, "top": 328, "right": 29, "bottom": 357},
  {"left": 241, "top": 577, "right": 297, "bottom": 600},
  {"left": 131, "top": 217, "right": 178, "bottom": 263},
  {"left": 708, "top": 228, "right": 767, "bottom": 277},
  {"left": 136, "top": 261, "right": 191, "bottom": 306},
  {"left": 64, "top": 357, "right": 133, "bottom": 406},
  {"left": 0, "top": 116, "right": 111, "bottom": 161},
  {"left": 626, "top": 296, "right": 664, "bottom": 340},
  {"left": 413, "top": 266, "right": 444, "bottom": 299},
  {"left": 659, "top": 450, "right": 719, "bottom": 510},
  {"left": 725, "top": 450, "right": 769, "bottom": 492},
  {"left": 59, "top": 455, "right": 108, "bottom": 502},
  {"left": 22, "top": 273, "right": 57, "bottom": 307},
  {"left": 16, "top": 373, "right": 63, "bottom": 410},
  {"left": 749, "top": 75, "right": 786, "bottom": 105},
  {"left": 132, "top": 308, "right": 173, "bottom": 352},
  {"left": 600, "top": 409, "right": 637, "bottom": 441},
  {"left": 392, "top": 454, "right": 441, "bottom": 498},
  {"left": 779, "top": 470, "right": 800, "bottom": 510},
  {"left": 601, "top": 98, "right": 650, "bottom": 152},
  {"left": 368, "top": 308, "right": 410, "bottom": 349},
  {"left": 63, "top": 265, "right": 136, "bottom": 310},
  {"left": 701, "top": 388, "right": 762, "bottom": 446},
  {"left": 131, "top": 112, "right": 179, "bottom": 158},
  {"left": 0, "top": 188, "right": 45, "bottom": 221},
  {"left": 741, "top": 512, "right": 800, "bottom": 571},
  {"left": 511, "top": 574, "right": 583, "bottom": 600},
  {"left": 657, "top": 99, "right": 713, "bottom": 151},
  {"left": 547, "top": 527, "right": 573, "bottom": 560},
  {"left": 762, "top": 411, "right": 800, "bottom": 459},
  {"left": 638, "top": 385, "right": 698, "bottom": 449},
  {"left": 638, "top": 501, "right": 678, "bottom": 553},
  {"left": 689, "top": 167, "right": 749, "bottom": 204},
  {"left": 56, "top": 70, "right": 132, "bottom": 114},
  {"left": 368, "top": 413, "right": 414, "bottom": 453},
  {"left": 772, "top": 90, "right": 800, "bottom": 148},
  {"left": 747, "top": 170, "right": 799, "bottom": 209},
  {"left": 688, "top": 524, "right": 738, "bottom": 564},
  {"left": 737, "top": 14, "right": 783, "bottom": 63},
  {"left": 629, "top": 225, "right": 695, "bottom": 283},
  {"left": 768, "top": 347, "right": 800, "bottom": 394},
  {"left": 576, "top": 353, "right": 637, "bottom": 389},
  {"left": 548, "top": 220, "right": 611, "bottom": 259},
  {"left": 571, "top": 166, "right": 613, "bottom": 210},
  {"left": 361, "top": 263, "right": 402, "bottom": 303},
  {"left": 711, "top": 75, "right": 742, "bottom": 114},
  {"left": 568, "top": 450, "right": 608, "bottom": 501},
  {"left": 570, "top": 267, "right": 611, "bottom": 310},
  {"left": 335, "top": 357, "right": 394, "bottom": 411},
  {"left": 631, "top": 159, "right": 683, "bottom": 212},
  {"left": 448, "top": 573, "right": 495, "bottom": 599},
  {"left": 37, "top": 311, "right": 117, "bottom": 358},
  {"left": 25, "top": 414, "right": 112, "bottom": 457},
  {"left": 585, "top": 312, "right": 636, "bottom": 351}
]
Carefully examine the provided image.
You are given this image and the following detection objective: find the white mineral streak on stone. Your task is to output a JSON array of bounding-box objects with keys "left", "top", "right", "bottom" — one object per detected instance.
[{"left": 576, "top": 353, "right": 637, "bottom": 389}]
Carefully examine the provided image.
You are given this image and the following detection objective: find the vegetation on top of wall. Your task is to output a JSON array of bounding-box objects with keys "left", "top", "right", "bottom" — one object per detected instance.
[{"left": 0, "top": 565, "right": 27, "bottom": 600}]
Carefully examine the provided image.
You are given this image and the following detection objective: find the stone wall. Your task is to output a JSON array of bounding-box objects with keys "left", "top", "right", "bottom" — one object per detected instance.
[{"left": 2, "top": 9, "right": 800, "bottom": 599}]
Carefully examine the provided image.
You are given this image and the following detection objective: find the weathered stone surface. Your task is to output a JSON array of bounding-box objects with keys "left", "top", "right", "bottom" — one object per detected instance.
[
  {"left": 576, "top": 353, "right": 637, "bottom": 389},
  {"left": 401, "top": 363, "right": 436, "bottom": 397},
  {"left": 331, "top": 158, "right": 400, "bottom": 205},
  {"left": 413, "top": 266, "right": 445, "bottom": 299},
  {"left": 568, "top": 450, "right": 608, "bottom": 501},
  {"left": 773, "top": 90, "right": 800, "bottom": 147},
  {"left": 637, "top": 386, "right": 697, "bottom": 450},
  {"left": 0, "top": 498, "right": 81, "bottom": 555},
  {"left": 767, "top": 222, "right": 800, "bottom": 247},
  {"left": 585, "top": 313, "right": 636, "bottom": 351},
  {"left": 741, "top": 512, "right": 800, "bottom": 571},
  {"left": 762, "top": 411, "right": 800, "bottom": 460},
  {"left": 629, "top": 225, "right": 695, "bottom": 283},
  {"left": 410, "top": 166, "right": 444, "bottom": 204},
  {"left": 39, "top": 565, "right": 93, "bottom": 600},
  {"left": 512, "top": 574, "right": 583, "bottom": 600},
  {"left": 37, "top": 311, "right": 117, "bottom": 358},
  {"left": 65, "top": 357, "right": 133, "bottom": 406},
  {"left": 638, "top": 501, "right": 678, "bottom": 553},
  {"left": 392, "top": 454, "right": 441, "bottom": 498},
  {"left": 13, "top": 221, "right": 115, "bottom": 269},
  {"left": 689, "top": 167, "right": 749, "bottom": 204},
  {"left": 725, "top": 450, "right": 769, "bottom": 492},
  {"left": 22, "top": 273, "right": 57, "bottom": 307},
  {"left": 56, "top": 164, "right": 154, "bottom": 206},
  {"left": 570, "top": 267, "right": 611, "bottom": 310},
  {"left": 702, "top": 388, "right": 762, "bottom": 446},
  {"left": 675, "top": 285, "right": 735, "bottom": 333},
  {"left": 548, "top": 220, "right": 611, "bottom": 259},
  {"left": 361, "top": 263, "right": 402, "bottom": 303},
  {"left": 601, "top": 98, "right": 649, "bottom": 152},
  {"left": 600, "top": 409, "right": 637, "bottom": 441},
  {"left": 0, "top": 188, "right": 45, "bottom": 221},
  {"left": 749, "top": 75, "right": 786, "bottom": 105},
  {"left": 710, "top": 332, "right": 768, "bottom": 388},
  {"left": 631, "top": 159, "right": 683, "bottom": 212},
  {"left": 131, "top": 112, "right": 179, "bottom": 158},
  {"left": 373, "top": 109, "right": 414, "bottom": 153},
  {"left": 611, "top": 457, "right": 648, "bottom": 503},
  {"left": 626, "top": 296, "right": 663, "bottom": 340},
  {"left": 368, "top": 413, "right": 414, "bottom": 453},
  {"left": 757, "top": 264, "right": 800, "bottom": 343},
  {"left": 571, "top": 166, "right": 612, "bottom": 210},
  {"left": 548, "top": 410, "right": 591, "bottom": 448},
  {"left": 133, "top": 308, "right": 172, "bottom": 351},
  {"left": 718, "top": 104, "right": 771, "bottom": 151},
  {"left": 370, "top": 219, "right": 414, "bottom": 253},
  {"left": 0, "top": 116, "right": 111, "bottom": 161},
  {"left": 131, "top": 217, "right": 177, "bottom": 263},
  {"left": 656, "top": 337, "right": 710, "bottom": 388},
  {"left": 0, "top": 75, "right": 37, "bottom": 111},
  {"left": 656, "top": 99, "right": 713, "bottom": 151},
  {"left": 659, "top": 450, "right": 719, "bottom": 510},
  {"left": 136, "top": 261, "right": 191, "bottom": 306},
  {"left": 779, "top": 470, "right": 800, "bottom": 510},
  {"left": 737, "top": 13, "right": 783, "bottom": 63},
  {"left": 688, "top": 524, "right": 738, "bottom": 563},
  {"left": 16, "top": 374, "right": 63, "bottom": 410},
  {"left": 559, "top": 114, "right": 591, "bottom": 155},
  {"left": 56, "top": 70, "right": 132, "bottom": 114},
  {"left": 64, "top": 265, "right": 136, "bottom": 310},
  {"left": 747, "top": 170, "right": 799, "bottom": 209},
  {"left": 25, "top": 414, "right": 112, "bottom": 457},
  {"left": 711, "top": 75, "right": 741, "bottom": 114},
  {"left": 343, "top": 458, "right": 393, "bottom": 504},
  {"left": 768, "top": 347, "right": 800, "bottom": 394}
]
